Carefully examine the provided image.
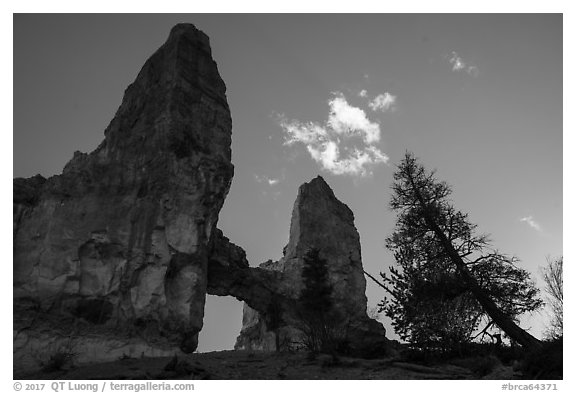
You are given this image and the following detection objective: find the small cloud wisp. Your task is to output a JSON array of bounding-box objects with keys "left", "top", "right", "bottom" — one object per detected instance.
[
  {"left": 368, "top": 92, "right": 397, "bottom": 112},
  {"left": 449, "top": 51, "right": 479, "bottom": 77},
  {"left": 520, "top": 216, "right": 543, "bottom": 232},
  {"left": 255, "top": 174, "right": 281, "bottom": 186}
]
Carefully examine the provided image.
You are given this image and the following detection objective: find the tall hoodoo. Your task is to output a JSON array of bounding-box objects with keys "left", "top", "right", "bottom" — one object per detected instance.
[
  {"left": 13, "top": 23, "right": 233, "bottom": 354},
  {"left": 276, "top": 175, "right": 369, "bottom": 318},
  {"left": 235, "top": 176, "right": 388, "bottom": 355}
]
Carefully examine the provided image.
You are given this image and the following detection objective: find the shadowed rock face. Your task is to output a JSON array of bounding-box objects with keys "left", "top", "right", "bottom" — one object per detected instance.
[
  {"left": 207, "top": 229, "right": 296, "bottom": 323},
  {"left": 13, "top": 23, "right": 233, "bottom": 353},
  {"left": 232, "top": 176, "right": 389, "bottom": 356}
]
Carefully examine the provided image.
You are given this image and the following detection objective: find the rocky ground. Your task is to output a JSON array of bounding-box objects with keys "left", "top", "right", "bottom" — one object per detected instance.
[{"left": 17, "top": 350, "right": 524, "bottom": 380}]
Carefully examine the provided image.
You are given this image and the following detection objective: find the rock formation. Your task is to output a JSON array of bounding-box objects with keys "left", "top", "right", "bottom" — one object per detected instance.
[
  {"left": 207, "top": 229, "right": 287, "bottom": 313},
  {"left": 233, "top": 176, "right": 389, "bottom": 356},
  {"left": 14, "top": 24, "right": 389, "bottom": 373},
  {"left": 13, "top": 23, "right": 233, "bottom": 357}
]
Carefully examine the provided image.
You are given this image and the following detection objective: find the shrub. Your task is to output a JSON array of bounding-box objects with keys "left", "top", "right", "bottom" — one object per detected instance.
[
  {"left": 39, "top": 340, "right": 76, "bottom": 373},
  {"left": 296, "top": 248, "right": 350, "bottom": 355},
  {"left": 520, "top": 338, "right": 563, "bottom": 379},
  {"left": 472, "top": 355, "right": 501, "bottom": 377}
]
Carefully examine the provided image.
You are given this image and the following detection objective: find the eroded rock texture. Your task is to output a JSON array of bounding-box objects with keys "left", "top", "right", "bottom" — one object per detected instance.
[
  {"left": 232, "top": 176, "right": 389, "bottom": 356},
  {"left": 13, "top": 23, "right": 233, "bottom": 355}
]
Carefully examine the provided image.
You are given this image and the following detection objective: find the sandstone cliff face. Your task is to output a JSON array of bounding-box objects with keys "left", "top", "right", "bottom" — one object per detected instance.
[
  {"left": 13, "top": 23, "right": 233, "bottom": 354},
  {"left": 234, "top": 176, "right": 388, "bottom": 356}
]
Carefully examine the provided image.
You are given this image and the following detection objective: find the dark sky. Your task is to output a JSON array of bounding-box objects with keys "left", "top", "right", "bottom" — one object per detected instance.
[{"left": 13, "top": 14, "right": 562, "bottom": 351}]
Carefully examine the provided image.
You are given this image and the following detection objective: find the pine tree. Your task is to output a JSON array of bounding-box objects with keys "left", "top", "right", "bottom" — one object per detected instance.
[
  {"left": 380, "top": 152, "right": 543, "bottom": 351},
  {"left": 301, "top": 248, "right": 332, "bottom": 313},
  {"left": 298, "top": 248, "right": 342, "bottom": 353}
]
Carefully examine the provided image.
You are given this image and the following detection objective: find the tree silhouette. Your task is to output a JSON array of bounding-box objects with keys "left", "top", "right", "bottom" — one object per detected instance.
[
  {"left": 541, "top": 256, "right": 563, "bottom": 339},
  {"left": 297, "top": 248, "right": 344, "bottom": 353},
  {"left": 301, "top": 248, "right": 332, "bottom": 313},
  {"left": 380, "top": 152, "right": 543, "bottom": 351},
  {"left": 266, "top": 294, "right": 284, "bottom": 351}
]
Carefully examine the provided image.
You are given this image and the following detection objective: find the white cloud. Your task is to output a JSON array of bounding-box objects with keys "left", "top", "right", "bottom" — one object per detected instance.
[
  {"left": 255, "top": 174, "right": 281, "bottom": 186},
  {"left": 449, "top": 52, "right": 466, "bottom": 71},
  {"left": 358, "top": 89, "right": 367, "bottom": 97},
  {"left": 327, "top": 93, "right": 381, "bottom": 144},
  {"left": 282, "top": 119, "right": 328, "bottom": 146},
  {"left": 520, "top": 216, "right": 543, "bottom": 232},
  {"left": 449, "top": 51, "right": 479, "bottom": 77},
  {"left": 279, "top": 92, "right": 389, "bottom": 176},
  {"left": 368, "top": 92, "right": 397, "bottom": 112}
]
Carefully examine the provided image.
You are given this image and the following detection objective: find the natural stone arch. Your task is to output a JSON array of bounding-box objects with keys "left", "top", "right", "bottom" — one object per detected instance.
[{"left": 206, "top": 177, "right": 390, "bottom": 356}]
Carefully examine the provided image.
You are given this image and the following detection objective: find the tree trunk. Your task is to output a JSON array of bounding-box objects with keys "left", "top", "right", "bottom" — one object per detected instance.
[
  {"left": 427, "top": 217, "right": 543, "bottom": 351},
  {"left": 406, "top": 170, "right": 543, "bottom": 351},
  {"left": 275, "top": 330, "right": 280, "bottom": 352}
]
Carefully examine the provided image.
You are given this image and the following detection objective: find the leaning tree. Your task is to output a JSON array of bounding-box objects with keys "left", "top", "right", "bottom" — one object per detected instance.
[{"left": 377, "top": 152, "right": 543, "bottom": 351}]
